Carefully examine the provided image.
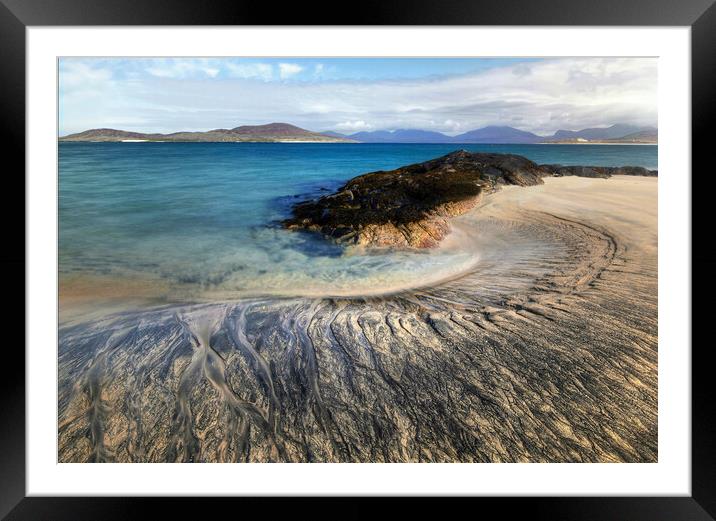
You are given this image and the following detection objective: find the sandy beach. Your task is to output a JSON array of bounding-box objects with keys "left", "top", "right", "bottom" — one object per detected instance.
[{"left": 58, "top": 175, "right": 657, "bottom": 463}]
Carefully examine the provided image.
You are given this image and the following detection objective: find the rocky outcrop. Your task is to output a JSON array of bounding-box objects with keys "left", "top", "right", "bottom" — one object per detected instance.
[
  {"left": 283, "top": 150, "right": 548, "bottom": 248},
  {"left": 283, "top": 150, "right": 657, "bottom": 249}
]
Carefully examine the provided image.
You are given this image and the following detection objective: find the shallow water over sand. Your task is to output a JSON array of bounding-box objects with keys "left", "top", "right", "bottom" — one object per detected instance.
[{"left": 60, "top": 142, "right": 656, "bottom": 306}]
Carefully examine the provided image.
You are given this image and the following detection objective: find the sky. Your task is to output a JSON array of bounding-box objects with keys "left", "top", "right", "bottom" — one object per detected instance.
[{"left": 58, "top": 57, "right": 657, "bottom": 137}]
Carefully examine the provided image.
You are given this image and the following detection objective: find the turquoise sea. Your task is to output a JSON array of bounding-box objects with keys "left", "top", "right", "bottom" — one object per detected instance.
[{"left": 59, "top": 142, "right": 657, "bottom": 300}]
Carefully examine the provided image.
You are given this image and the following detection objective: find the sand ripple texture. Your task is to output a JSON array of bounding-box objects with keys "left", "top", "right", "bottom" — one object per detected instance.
[{"left": 58, "top": 177, "right": 657, "bottom": 463}]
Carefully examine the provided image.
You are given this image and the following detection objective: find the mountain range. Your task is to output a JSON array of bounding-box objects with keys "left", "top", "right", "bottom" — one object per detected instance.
[
  {"left": 333, "top": 124, "right": 657, "bottom": 144},
  {"left": 60, "top": 123, "right": 657, "bottom": 144}
]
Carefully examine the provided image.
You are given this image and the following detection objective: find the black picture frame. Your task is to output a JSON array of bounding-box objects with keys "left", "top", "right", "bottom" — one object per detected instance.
[{"left": 2, "top": 0, "right": 713, "bottom": 518}]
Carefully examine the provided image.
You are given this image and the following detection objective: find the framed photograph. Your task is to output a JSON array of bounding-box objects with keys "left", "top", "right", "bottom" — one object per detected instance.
[{"left": 4, "top": 0, "right": 714, "bottom": 517}]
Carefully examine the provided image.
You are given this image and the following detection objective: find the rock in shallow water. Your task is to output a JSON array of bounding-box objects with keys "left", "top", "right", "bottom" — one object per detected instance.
[{"left": 283, "top": 150, "right": 657, "bottom": 249}]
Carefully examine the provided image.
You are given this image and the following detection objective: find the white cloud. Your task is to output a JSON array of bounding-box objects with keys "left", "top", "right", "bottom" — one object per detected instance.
[
  {"left": 145, "top": 59, "right": 225, "bottom": 79},
  {"left": 278, "top": 63, "right": 304, "bottom": 79},
  {"left": 225, "top": 62, "right": 273, "bottom": 81},
  {"left": 145, "top": 67, "right": 174, "bottom": 78},
  {"left": 302, "top": 57, "right": 657, "bottom": 134},
  {"left": 442, "top": 119, "right": 464, "bottom": 132},
  {"left": 335, "top": 120, "right": 373, "bottom": 131},
  {"left": 59, "top": 61, "right": 113, "bottom": 92}
]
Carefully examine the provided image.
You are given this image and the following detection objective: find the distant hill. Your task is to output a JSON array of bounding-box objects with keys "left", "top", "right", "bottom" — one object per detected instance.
[
  {"left": 348, "top": 130, "right": 394, "bottom": 142},
  {"left": 321, "top": 131, "right": 349, "bottom": 139},
  {"left": 348, "top": 129, "right": 454, "bottom": 143},
  {"left": 346, "top": 126, "right": 539, "bottom": 144},
  {"left": 603, "top": 129, "right": 658, "bottom": 143},
  {"left": 548, "top": 124, "right": 657, "bottom": 143},
  {"left": 452, "top": 126, "right": 542, "bottom": 144},
  {"left": 59, "top": 123, "right": 355, "bottom": 143}
]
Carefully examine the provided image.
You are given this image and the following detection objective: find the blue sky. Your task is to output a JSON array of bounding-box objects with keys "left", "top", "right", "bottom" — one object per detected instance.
[{"left": 59, "top": 57, "right": 657, "bottom": 136}]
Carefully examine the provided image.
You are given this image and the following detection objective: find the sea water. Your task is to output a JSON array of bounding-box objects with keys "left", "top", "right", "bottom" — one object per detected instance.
[{"left": 59, "top": 142, "right": 657, "bottom": 301}]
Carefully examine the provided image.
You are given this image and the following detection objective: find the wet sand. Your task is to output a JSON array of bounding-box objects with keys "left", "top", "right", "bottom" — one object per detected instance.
[{"left": 58, "top": 175, "right": 657, "bottom": 463}]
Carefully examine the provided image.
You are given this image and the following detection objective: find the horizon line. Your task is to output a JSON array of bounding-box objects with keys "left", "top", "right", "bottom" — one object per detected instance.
[{"left": 59, "top": 121, "right": 659, "bottom": 139}]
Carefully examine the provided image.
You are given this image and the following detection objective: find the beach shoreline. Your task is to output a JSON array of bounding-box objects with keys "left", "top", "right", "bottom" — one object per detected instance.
[
  {"left": 59, "top": 174, "right": 657, "bottom": 463},
  {"left": 58, "top": 173, "right": 655, "bottom": 317}
]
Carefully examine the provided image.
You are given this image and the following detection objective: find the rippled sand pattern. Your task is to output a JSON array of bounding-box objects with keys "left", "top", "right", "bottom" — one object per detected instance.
[{"left": 58, "top": 176, "right": 657, "bottom": 463}]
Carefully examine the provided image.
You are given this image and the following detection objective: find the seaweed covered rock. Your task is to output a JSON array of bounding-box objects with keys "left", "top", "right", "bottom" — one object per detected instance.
[{"left": 282, "top": 150, "right": 547, "bottom": 248}]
